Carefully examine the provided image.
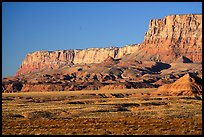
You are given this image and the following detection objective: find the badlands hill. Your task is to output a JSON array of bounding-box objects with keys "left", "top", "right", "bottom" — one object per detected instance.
[
  {"left": 156, "top": 73, "right": 202, "bottom": 96},
  {"left": 2, "top": 14, "right": 202, "bottom": 93}
]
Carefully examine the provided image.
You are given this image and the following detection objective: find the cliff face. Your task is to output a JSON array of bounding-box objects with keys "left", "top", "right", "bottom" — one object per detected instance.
[
  {"left": 138, "top": 14, "right": 202, "bottom": 62},
  {"left": 74, "top": 45, "right": 139, "bottom": 64},
  {"left": 16, "top": 14, "right": 202, "bottom": 76},
  {"left": 16, "top": 50, "right": 75, "bottom": 75},
  {"left": 16, "top": 45, "right": 139, "bottom": 76},
  {"left": 73, "top": 47, "right": 118, "bottom": 64}
]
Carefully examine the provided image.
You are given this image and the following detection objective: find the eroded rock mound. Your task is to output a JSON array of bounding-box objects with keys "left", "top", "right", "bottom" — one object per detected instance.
[{"left": 156, "top": 73, "right": 202, "bottom": 96}]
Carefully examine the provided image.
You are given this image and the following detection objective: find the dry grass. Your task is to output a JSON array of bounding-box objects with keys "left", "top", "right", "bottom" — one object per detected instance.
[{"left": 2, "top": 88, "right": 202, "bottom": 135}]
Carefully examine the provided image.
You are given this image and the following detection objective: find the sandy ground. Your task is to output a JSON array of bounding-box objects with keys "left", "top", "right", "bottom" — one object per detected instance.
[{"left": 2, "top": 88, "right": 202, "bottom": 135}]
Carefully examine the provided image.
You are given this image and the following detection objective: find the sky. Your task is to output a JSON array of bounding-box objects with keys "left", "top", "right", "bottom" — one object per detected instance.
[{"left": 2, "top": 2, "right": 202, "bottom": 77}]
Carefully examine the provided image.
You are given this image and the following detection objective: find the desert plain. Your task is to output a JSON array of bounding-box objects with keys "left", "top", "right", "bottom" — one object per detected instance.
[{"left": 2, "top": 88, "right": 202, "bottom": 135}]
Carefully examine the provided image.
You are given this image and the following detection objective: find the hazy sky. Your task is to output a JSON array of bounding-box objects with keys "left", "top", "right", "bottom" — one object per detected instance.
[{"left": 2, "top": 2, "right": 202, "bottom": 77}]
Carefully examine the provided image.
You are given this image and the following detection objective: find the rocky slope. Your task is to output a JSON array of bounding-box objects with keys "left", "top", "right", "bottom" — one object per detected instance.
[
  {"left": 156, "top": 73, "right": 202, "bottom": 96},
  {"left": 3, "top": 57, "right": 202, "bottom": 93}
]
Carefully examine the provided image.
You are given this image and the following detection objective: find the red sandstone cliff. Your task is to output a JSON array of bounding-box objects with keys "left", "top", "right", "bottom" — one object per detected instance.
[
  {"left": 137, "top": 14, "right": 202, "bottom": 62},
  {"left": 16, "top": 14, "right": 202, "bottom": 76},
  {"left": 16, "top": 45, "right": 139, "bottom": 76},
  {"left": 16, "top": 50, "right": 75, "bottom": 75}
]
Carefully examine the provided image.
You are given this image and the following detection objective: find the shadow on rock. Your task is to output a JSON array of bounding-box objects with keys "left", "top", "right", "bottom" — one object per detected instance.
[{"left": 149, "top": 62, "right": 171, "bottom": 72}]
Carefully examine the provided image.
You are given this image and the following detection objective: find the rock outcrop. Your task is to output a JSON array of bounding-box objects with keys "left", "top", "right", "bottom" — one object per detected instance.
[
  {"left": 16, "top": 50, "right": 75, "bottom": 75},
  {"left": 73, "top": 47, "right": 118, "bottom": 64},
  {"left": 16, "top": 45, "right": 139, "bottom": 76},
  {"left": 16, "top": 14, "right": 202, "bottom": 76},
  {"left": 156, "top": 73, "right": 202, "bottom": 96},
  {"left": 138, "top": 14, "right": 202, "bottom": 63}
]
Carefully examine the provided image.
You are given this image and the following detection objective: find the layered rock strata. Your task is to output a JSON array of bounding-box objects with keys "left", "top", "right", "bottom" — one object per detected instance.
[
  {"left": 16, "top": 14, "right": 202, "bottom": 76},
  {"left": 16, "top": 45, "right": 139, "bottom": 76},
  {"left": 138, "top": 14, "right": 202, "bottom": 63},
  {"left": 156, "top": 73, "right": 202, "bottom": 96}
]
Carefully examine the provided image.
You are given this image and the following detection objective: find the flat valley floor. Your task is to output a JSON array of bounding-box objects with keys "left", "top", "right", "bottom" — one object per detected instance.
[{"left": 2, "top": 88, "right": 202, "bottom": 135}]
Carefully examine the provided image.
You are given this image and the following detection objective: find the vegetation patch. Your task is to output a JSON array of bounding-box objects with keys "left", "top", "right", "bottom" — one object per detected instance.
[
  {"left": 141, "top": 101, "right": 168, "bottom": 106},
  {"left": 22, "top": 111, "right": 55, "bottom": 120}
]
